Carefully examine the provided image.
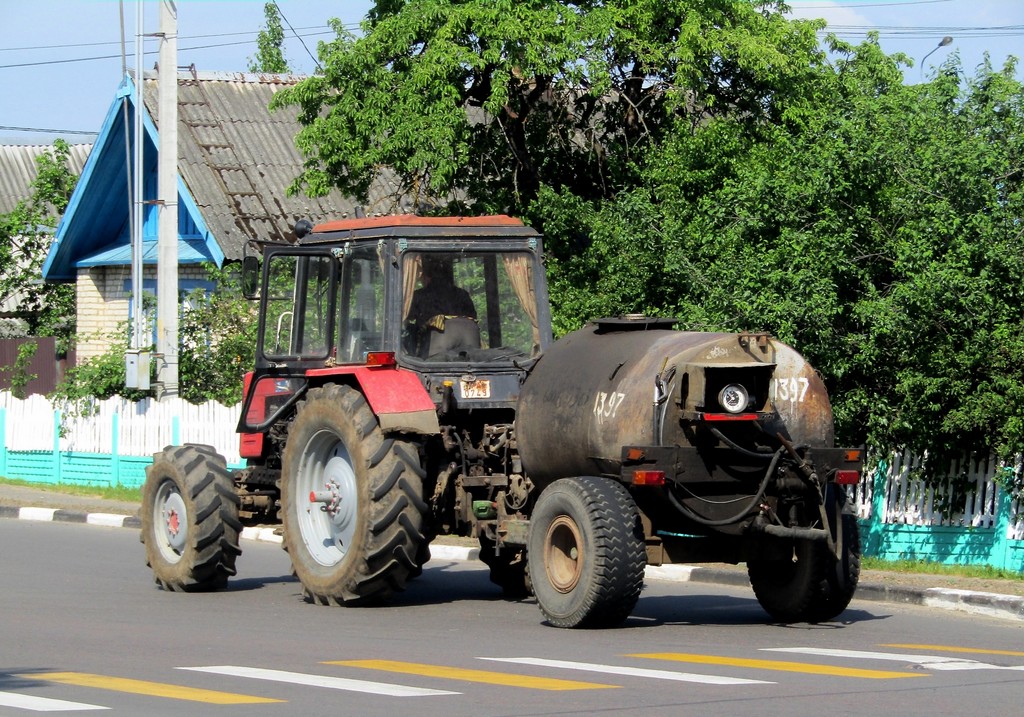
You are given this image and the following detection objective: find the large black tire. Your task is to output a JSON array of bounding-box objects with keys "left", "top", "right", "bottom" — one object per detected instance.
[
  {"left": 141, "top": 444, "right": 242, "bottom": 592},
  {"left": 748, "top": 537, "right": 825, "bottom": 622},
  {"left": 527, "top": 477, "right": 646, "bottom": 628},
  {"left": 748, "top": 486, "right": 861, "bottom": 623},
  {"left": 280, "top": 383, "right": 429, "bottom": 605},
  {"left": 810, "top": 487, "right": 861, "bottom": 621}
]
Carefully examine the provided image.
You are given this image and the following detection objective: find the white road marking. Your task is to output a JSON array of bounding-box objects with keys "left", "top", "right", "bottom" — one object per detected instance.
[
  {"left": 0, "top": 690, "right": 107, "bottom": 711},
  {"left": 178, "top": 665, "right": 459, "bottom": 697},
  {"left": 479, "top": 657, "right": 774, "bottom": 685},
  {"left": 763, "top": 647, "right": 1024, "bottom": 671}
]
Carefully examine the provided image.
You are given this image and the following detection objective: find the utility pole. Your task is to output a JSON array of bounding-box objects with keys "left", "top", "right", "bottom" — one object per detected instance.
[
  {"left": 126, "top": 0, "right": 150, "bottom": 390},
  {"left": 155, "top": 0, "right": 179, "bottom": 399}
]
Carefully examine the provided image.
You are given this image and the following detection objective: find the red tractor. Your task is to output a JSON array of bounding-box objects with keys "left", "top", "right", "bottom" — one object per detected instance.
[{"left": 142, "top": 214, "right": 863, "bottom": 628}]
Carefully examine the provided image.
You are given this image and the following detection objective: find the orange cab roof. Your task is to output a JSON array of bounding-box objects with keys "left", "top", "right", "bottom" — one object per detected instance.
[{"left": 313, "top": 214, "right": 525, "bottom": 233}]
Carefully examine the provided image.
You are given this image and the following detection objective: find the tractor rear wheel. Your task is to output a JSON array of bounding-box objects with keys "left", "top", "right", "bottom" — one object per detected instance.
[
  {"left": 141, "top": 444, "right": 242, "bottom": 591},
  {"left": 527, "top": 477, "right": 646, "bottom": 628},
  {"left": 281, "top": 383, "right": 429, "bottom": 605}
]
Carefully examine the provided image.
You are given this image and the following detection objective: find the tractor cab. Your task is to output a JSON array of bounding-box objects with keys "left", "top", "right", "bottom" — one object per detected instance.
[{"left": 238, "top": 215, "right": 553, "bottom": 438}]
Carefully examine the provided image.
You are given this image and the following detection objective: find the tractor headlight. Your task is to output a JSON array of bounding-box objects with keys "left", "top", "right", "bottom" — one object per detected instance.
[{"left": 718, "top": 383, "right": 749, "bottom": 413}]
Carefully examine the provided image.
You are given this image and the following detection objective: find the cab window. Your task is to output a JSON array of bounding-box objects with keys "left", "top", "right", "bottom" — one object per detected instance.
[
  {"left": 262, "top": 254, "right": 334, "bottom": 360},
  {"left": 401, "top": 251, "right": 541, "bottom": 362}
]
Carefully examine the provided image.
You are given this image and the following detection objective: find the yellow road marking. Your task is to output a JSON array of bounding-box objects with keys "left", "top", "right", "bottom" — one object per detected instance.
[
  {"left": 25, "top": 672, "right": 283, "bottom": 704},
  {"left": 326, "top": 660, "right": 619, "bottom": 691},
  {"left": 629, "top": 653, "right": 925, "bottom": 679},
  {"left": 882, "top": 644, "right": 1024, "bottom": 657}
]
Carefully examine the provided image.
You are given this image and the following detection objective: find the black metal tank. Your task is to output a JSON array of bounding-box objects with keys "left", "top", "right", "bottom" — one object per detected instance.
[{"left": 515, "top": 317, "right": 836, "bottom": 488}]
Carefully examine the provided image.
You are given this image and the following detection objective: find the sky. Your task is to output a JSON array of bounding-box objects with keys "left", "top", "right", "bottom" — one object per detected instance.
[{"left": 0, "top": 0, "right": 1021, "bottom": 147}]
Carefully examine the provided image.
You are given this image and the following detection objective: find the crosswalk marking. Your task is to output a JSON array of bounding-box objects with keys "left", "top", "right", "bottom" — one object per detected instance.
[
  {"left": 0, "top": 690, "right": 107, "bottom": 712},
  {"left": 24, "top": 672, "right": 282, "bottom": 705},
  {"left": 630, "top": 652, "right": 924, "bottom": 679},
  {"left": 328, "top": 659, "right": 619, "bottom": 691},
  {"left": 479, "top": 657, "right": 773, "bottom": 686},
  {"left": 180, "top": 665, "right": 459, "bottom": 697},
  {"left": 881, "top": 644, "right": 1024, "bottom": 658},
  {"left": 764, "top": 647, "right": 1024, "bottom": 672}
]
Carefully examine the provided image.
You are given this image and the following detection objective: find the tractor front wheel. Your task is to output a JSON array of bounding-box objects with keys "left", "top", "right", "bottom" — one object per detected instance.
[{"left": 141, "top": 444, "right": 242, "bottom": 591}]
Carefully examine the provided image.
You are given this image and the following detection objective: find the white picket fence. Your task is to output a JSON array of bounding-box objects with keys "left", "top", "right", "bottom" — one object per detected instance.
[
  {"left": 2, "top": 390, "right": 1022, "bottom": 541},
  {"left": 0, "top": 391, "right": 242, "bottom": 463},
  {"left": 853, "top": 450, "right": 1023, "bottom": 541}
]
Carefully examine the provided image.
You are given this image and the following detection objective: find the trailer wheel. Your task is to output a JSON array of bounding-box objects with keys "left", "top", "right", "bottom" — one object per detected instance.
[
  {"left": 479, "top": 534, "right": 530, "bottom": 598},
  {"left": 527, "top": 477, "right": 646, "bottom": 628},
  {"left": 808, "top": 486, "right": 861, "bottom": 622},
  {"left": 748, "top": 487, "right": 861, "bottom": 622},
  {"left": 141, "top": 444, "right": 242, "bottom": 592},
  {"left": 281, "top": 383, "right": 428, "bottom": 605},
  {"left": 748, "top": 538, "right": 824, "bottom": 622}
]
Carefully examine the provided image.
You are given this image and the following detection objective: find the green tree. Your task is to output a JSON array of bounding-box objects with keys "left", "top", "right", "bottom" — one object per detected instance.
[
  {"left": 53, "top": 265, "right": 257, "bottom": 407},
  {"left": 248, "top": 2, "right": 291, "bottom": 73},
  {"left": 273, "top": 0, "right": 824, "bottom": 212},
  {"left": 547, "top": 37, "right": 1024, "bottom": 471},
  {"left": 0, "top": 139, "right": 77, "bottom": 349},
  {"left": 178, "top": 264, "right": 258, "bottom": 405}
]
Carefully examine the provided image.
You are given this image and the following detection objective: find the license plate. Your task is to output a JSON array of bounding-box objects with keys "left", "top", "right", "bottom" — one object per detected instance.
[{"left": 460, "top": 378, "right": 491, "bottom": 399}]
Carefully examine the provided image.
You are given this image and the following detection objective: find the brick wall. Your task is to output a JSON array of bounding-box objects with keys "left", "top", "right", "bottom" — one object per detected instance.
[{"left": 75, "top": 265, "right": 211, "bottom": 361}]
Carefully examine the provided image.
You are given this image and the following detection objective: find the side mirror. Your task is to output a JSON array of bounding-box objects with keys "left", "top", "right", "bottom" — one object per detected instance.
[{"left": 241, "top": 255, "right": 260, "bottom": 299}]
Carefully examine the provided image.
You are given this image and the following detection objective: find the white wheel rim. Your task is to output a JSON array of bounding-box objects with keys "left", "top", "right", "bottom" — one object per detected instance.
[
  {"left": 296, "top": 428, "right": 358, "bottom": 567},
  {"left": 154, "top": 480, "right": 188, "bottom": 563}
]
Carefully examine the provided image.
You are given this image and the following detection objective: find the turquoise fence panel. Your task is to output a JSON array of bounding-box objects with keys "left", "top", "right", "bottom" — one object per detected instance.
[
  {"left": 56, "top": 453, "right": 118, "bottom": 488},
  {"left": 0, "top": 407, "right": 6, "bottom": 477},
  {"left": 857, "top": 520, "right": 1014, "bottom": 567},
  {"left": 5, "top": 451, "right": 58, "bottom": 484},
  {"left": 3, "top": 449, "right": 245, "bottom": 490},
  {"left": 115, "top": 456, "right": 151, "bottom": 489}
]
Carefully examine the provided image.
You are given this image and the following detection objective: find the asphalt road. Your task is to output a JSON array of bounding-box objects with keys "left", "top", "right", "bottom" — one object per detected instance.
[{"left": 1, "top": 519, "right": 1022, "bottom": 716}]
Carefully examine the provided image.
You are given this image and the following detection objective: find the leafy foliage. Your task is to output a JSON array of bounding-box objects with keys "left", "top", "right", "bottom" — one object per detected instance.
[
  {"left": 52, "top": 265, "right": 257, "bottom": 408},
  {"left": 248, "top": 2, "right": 291, "bottom": 73},
  {"left": 273, "top": 0, "right": 824, "bottom": 211},
  {"left": 542, "top": 37, "right": 1024, "bottom": 473},
  {"left": 0, "top": 139, "right": 78, "bottom": 349},
  {"left": 178, "top": 265, "right": 259, "bottom": 405},
  {"left": 268, "top": 2, "right": 1024, "bottom": 492}
]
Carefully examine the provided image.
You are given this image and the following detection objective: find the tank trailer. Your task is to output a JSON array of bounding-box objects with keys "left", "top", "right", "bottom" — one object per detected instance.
[{"left": 142, "top": 215, "right": 862, "bottom": 628}]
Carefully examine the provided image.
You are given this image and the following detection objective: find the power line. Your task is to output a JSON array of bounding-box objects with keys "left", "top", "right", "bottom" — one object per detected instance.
[
  {"left": 0, "top": 125, "right": 98, "bottom": 137},
  {"left": 0, "top": 22, "right": 360, "bottom": 71},
  {"left": 0, "top": 23, "right": 359, "bottom": 53},
  {"left": 0, "top": 33, "right": 337, "bottom": 70},
  {"left": 794, "top": 0, "right": 954, "bottom": 8}
]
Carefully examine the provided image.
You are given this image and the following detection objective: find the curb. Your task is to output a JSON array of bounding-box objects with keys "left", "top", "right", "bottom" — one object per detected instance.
[
  {"left": 0, "top": 504, "right": 142, "bottom": 529},
  {"left": 5, "top": 505, "right": 1022, "bottom": 622}
]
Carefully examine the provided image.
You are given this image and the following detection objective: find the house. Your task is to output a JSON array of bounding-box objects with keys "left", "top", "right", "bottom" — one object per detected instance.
[
  {"left": 42, "top": 69, "right": 402, "bottom": 361},
  {"left": 0, "top": 143, "right": 92, "bottom": 394},
  {"left": 1, "top": 143, "right": 92, "bottom": 336}
]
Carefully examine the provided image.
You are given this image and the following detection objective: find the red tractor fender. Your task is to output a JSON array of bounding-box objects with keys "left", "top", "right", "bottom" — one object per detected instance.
[{"left": 307, "top": 366, "right": 441, "bottom": 435}]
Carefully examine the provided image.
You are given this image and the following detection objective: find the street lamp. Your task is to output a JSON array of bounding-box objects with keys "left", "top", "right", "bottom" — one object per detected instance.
[{"left": 920, "top": 36, "right": 953, "bottom": 80}]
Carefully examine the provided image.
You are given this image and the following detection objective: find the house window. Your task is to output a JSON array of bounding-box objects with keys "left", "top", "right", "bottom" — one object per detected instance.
[{"left": 122, "top": 277, "right": 217, "bottom": 346}]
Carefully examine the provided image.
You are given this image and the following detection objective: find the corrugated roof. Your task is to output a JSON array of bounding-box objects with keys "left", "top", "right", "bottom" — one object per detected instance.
[
  {"left": 0, "top": 144, "right": 92, "bottom": 215},
  {"left": 142, "top": 70, "right": 404, "bottom": 261}
]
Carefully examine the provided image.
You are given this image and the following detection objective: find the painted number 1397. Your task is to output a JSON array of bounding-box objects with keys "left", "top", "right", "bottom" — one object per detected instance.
[
  {"left": 594, "top": 391, "right": 626, "bottom": 424},
  {"left": 775, "top": 377, "right": 809, "bottom": 403}
]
